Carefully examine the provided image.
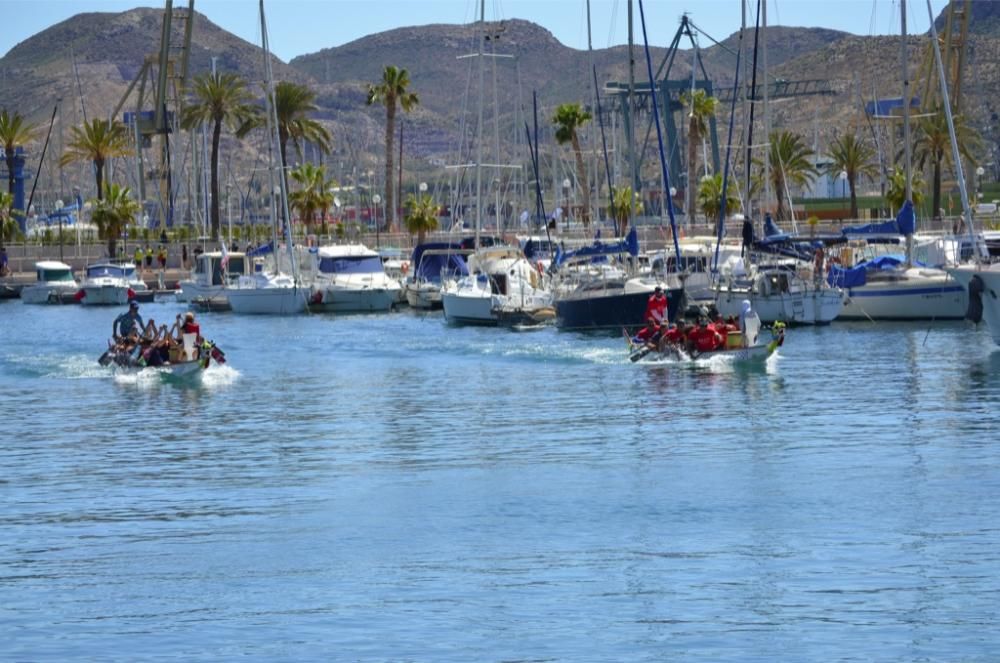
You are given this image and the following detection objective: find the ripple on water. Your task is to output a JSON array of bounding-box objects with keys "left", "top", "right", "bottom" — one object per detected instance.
[{"left": 2, "top": 307, "right": 1000, "bottom": 660}]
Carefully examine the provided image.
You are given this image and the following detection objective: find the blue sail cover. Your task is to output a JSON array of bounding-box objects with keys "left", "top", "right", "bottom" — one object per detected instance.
[
  {"left": 763, "top": 213, "right": 789, "bottom": 240},
  {"left": 842, "top": 201, "right": 915, "bottom": 236},
  {"left": 247, "top": 242, "right": 274, "bottom": 257},
  {"left": 827, "top": 254, "right": 909, "bottom": 288},
  {"left": 553, "top": 227, "right": 639, "bottom": 267},
  {"left": 410, "top": 243, "right": 468, "bottom": 282}
]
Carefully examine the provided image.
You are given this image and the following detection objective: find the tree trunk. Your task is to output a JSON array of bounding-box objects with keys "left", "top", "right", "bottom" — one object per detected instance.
[
  {"left": 5, "top": 149, "right": 14, "bottom": 196},
  {"left": 108, "top": 237, "right": 117, "bottom": 260},
  {"left": 417, "top": 229, "right": 426, "bottom": 246},
  {"left": 687, "top": 122, "right": 699, "bottom": 221},
  {"left": 570, "top": 132, "right": 590, "bottom": 227},
  {"left": 384, "top": 101, "right": 396, "bottom": 232},
  {"left": 210, "top": 118, "right": 222, "bottom": 242},
  {"left": 774, "top": 174, "right": 786, "bottom": 221},
  {"left": 932, "top": 158, "right": 942, "bottom": 219},
  {"left": 849, "top": 175, "right": 859, "bottom": 220},
  {"left": 95, "top": 159, "right": 105, "bottom": 201}
]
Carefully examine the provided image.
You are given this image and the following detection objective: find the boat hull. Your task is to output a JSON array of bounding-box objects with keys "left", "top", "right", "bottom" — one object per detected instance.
[
  {"left": 715, "top": 287, "right": 844, "bottom": 325},
  {"left": 948, "top": 265, "right": 1000, "bottom": 345},
  {"left": 20, "top": 284, "right": 79, "bottom": 305},
  {"left": 442, "top": 290, "right": 498, "bottom": 325},
  {"left": 638, "top": 342, "right": 778, "bottom": 364},
  {"left": 227, "top": 287, "right": 307, "bottom": 315},
  {"left": 405, "top": 283, "right": 443, "bottom": 309},
  {"left": 309, "top": 286, "right": 396, "bottom": 313},
  {"left": 839, "top": 276, "right": 967, "bottom": 320},
  {"left": 555, "top": 287, "right": 684, "bottom": 330},
  {"left": 80, "top": 285, "right": 137, "bottom": 306}
]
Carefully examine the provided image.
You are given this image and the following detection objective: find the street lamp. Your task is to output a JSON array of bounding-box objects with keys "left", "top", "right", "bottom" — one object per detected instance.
[
  {"left": 838, "top": 170, "right": 848, "bottom": 218},
  {"left": 55, "top": 199, "right": 64, "bottom": 262},
  {"left": 562, "top": 177, "right": 571, "bottom": 229},
  {"left": 372, "top": 194, "right": 382, "bottom": 248},
  {"left": 977, "top": 166, "right": 986, "bottom": 204}
]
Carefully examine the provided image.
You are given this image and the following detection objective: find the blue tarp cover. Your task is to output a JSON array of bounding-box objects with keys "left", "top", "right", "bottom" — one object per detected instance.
[
  {"left": 409, "top": 242, "right": 468, "bottom": 282},
  {"left": 554, "top": 227, "right": 639, "bottom": 267},
  {"left": 827, "top": 254, "right": 909, "bottom": 288},
  {"left": 841, "top": 201, "right": 915, "bottom": 237}
]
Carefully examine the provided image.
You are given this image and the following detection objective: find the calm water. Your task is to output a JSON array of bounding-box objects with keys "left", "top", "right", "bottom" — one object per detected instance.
[{"left": 2, "top": 298, "right": 1000, "bottom": 661}]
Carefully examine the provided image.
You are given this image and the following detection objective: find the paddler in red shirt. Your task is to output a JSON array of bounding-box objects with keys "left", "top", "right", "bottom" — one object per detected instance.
[{"left": 643, "top": 286, "right": 668, "bottom": 325}]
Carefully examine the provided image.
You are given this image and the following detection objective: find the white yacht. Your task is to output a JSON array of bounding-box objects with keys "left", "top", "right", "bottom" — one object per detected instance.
[
  {"left": 441, "top": 246, "right": 553, "bottom": 326},
  {"left": 20, "top": 261, "right": 79, "bottom": 304},
  {"left": 226, "top": 271, "right": 307, "bottom": 315},
  {"left": 829, "top": 240, "right": 967, "bottom": 320},
  {"left": 78, "top": 262, "right": 148, "bottom": 306},
  {"left": 176, "top": 250, "right": 251, "bottom": 309},
  {"left": 309, "top": 244, "right": 401, "bottom": 313},
  {"left": 715, "top": 262, "right": 845, "bottom": 325}
]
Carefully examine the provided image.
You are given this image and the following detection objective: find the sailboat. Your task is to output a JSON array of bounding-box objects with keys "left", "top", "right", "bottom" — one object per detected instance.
[
  {"left": 829, "top": 0, "right": 966, "bottom": 321},
  {"left": 227, "top": 0, "right": 306, "bottom": 316},
  {"left": 440, "top": 0, "right": 553, "bottom": 326}
]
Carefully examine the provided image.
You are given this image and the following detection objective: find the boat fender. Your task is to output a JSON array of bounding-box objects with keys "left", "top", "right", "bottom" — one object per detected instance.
[
  {"left": 536, "top": 260, "right": 544, "bottom": 275},
  {"left": 74, "top": 289, "right": 86, "bottom": 301},
  {"left": 966, "top": 275, "right": 984, "bottom": 324},
  {"left": 310, "top": 290, "right": 323, "bottom": 305},
  {"left": 127, "top": 288, "right": 136, "bottom": 301},
  {"left": 401, "top": 262, "right": 409, "bottom": 275}
]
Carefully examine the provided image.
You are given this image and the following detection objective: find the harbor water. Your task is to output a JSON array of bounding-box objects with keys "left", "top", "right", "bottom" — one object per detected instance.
[{"left": 2, "top": 299, "right": 1000, "bottom": 660}]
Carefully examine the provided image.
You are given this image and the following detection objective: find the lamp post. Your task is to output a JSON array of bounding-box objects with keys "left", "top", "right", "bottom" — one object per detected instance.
[
  {"left": 976, "top": 166, "right": 985, "bottom": 205},
  {"left": 373, "top": 194, "right": 382, "bottom": 249},
  {"left": 54, "top": 199, "right": 64, "bottom": 262},
  {"left": 562, "top": 177, "right": 571, "bottom": 230},
  {"left": 838, "top": 170, "right": 848, "bottom": 218}
]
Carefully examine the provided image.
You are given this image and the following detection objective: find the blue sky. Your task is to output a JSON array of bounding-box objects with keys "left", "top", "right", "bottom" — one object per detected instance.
[{"left": 2, "top": 0, "right": 949, "bottom": 62}]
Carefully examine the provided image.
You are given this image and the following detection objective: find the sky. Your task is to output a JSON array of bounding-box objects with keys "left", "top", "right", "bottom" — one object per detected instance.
[{"left": 1, "top": 0, "right": 950, "bottom": 63}]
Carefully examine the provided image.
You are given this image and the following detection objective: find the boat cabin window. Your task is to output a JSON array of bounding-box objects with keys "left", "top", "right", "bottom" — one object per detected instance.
[
  {"left": 210, "top": 257, "right": 245, "bottom": 284},
  {"left": 655, "top": 256, "right": 708, "bottom": 273},
  {"left": 762, "top": 272, "right": 790, "bottom": 295},
  {"left": 39, "top": 268, "right": 74, "bottom": 282},
  {"left": 86, "top": 265, "right": 126, "bottom": 278},
  {"left": 319, "top": 255, "right": 383, "bottom": 274},
  {"left": 490, "top": 274, "right": 508, "bottom": 295}
]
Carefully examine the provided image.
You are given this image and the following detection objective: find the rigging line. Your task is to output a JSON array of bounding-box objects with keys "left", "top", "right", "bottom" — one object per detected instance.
[{"left": 637, "top": 0, "right": 682, "bottom": 264}]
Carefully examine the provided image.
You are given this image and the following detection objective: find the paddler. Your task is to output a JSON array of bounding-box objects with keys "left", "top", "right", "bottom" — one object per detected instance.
[{"left": 112, "top": 301, "right": 144, "bottom": 341}]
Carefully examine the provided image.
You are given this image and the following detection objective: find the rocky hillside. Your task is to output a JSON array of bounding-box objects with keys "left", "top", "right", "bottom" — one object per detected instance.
[{"left": 0, "top": 4, "right": 994, "bottom": 201}]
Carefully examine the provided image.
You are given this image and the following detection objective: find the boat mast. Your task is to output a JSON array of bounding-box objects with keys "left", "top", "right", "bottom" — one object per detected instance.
[
  {"left": 260, "top": 0, "right": 297, "bottom": 280},
  {"left": 762, "top": 0, "right": 771, "bottom": 217},
  {"left": 924, "top": 0, "right": 974, "bottom": 245},
  {"left": 901, "top": 0, "right": 914, "bottom": 266},
  {"left": 626, "top": 0, "right": 639, "bottom": 226},
  {"left": 475, "top": 0, "right": 485, "bottom": 249}
]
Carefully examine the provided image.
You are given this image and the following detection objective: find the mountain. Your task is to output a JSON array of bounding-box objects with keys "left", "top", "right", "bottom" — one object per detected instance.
[{"left": 0, "top": 5, "right": 995, "bottom": 204}]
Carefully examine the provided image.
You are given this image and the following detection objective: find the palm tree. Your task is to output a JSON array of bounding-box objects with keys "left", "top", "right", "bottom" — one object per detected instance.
[
  {"left": 764, "top": 130, "right": 818, "bottom": 222},
  {"left": 552, "top": 102, "right": 593, "bottom": 227},
  {"left": 288, "top": 162, "right": 333, "bottom": 235},
  {"left": 886, "top": 167, "right": 926, "bottom": 215},
  {"left": 827, "top": 133, "right": 878, "bottom": 220},
  {"left": 182, "top": 71, "right": 259, "bottom": 242},
  {"left": 367, "top": 66, "right": 419, "bottom": 231},
  {"left": 913, "top": 107, "right": 980, "bottom": 219},
  {"left": 697, "top": 173, "right": 740, "bottom": 234},
  {"left": 0, "top": 190, "right": 23, "bottom": 245},
  {"left": 680, "top": 90, "right": 719, "bottom": 220},
  {"left": 90, "top": 182, "right": 141, "bottom": 257},
  {"left": 0, "top": 109, "right": 38, "bottom": 201},
  {"left": 610, "top": 185, "right": 641, "bottom": 235},
  {"left": 59, "top": 119, "right": 131, "bottom": 201},
  {"left": 271, "top": 81, "right": 331, "bottom": 175},
  {"left": 403, "top": 193, "right": 439, "bottom": 245}
]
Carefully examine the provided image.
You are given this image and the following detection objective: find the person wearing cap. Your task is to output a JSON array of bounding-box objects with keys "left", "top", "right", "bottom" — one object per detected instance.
[
  {"left": 112, "top": 301, "right": 144, "bottom": 340},
  {"left": 644, "top": 285, "right": 669, "bottom": 326}
]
